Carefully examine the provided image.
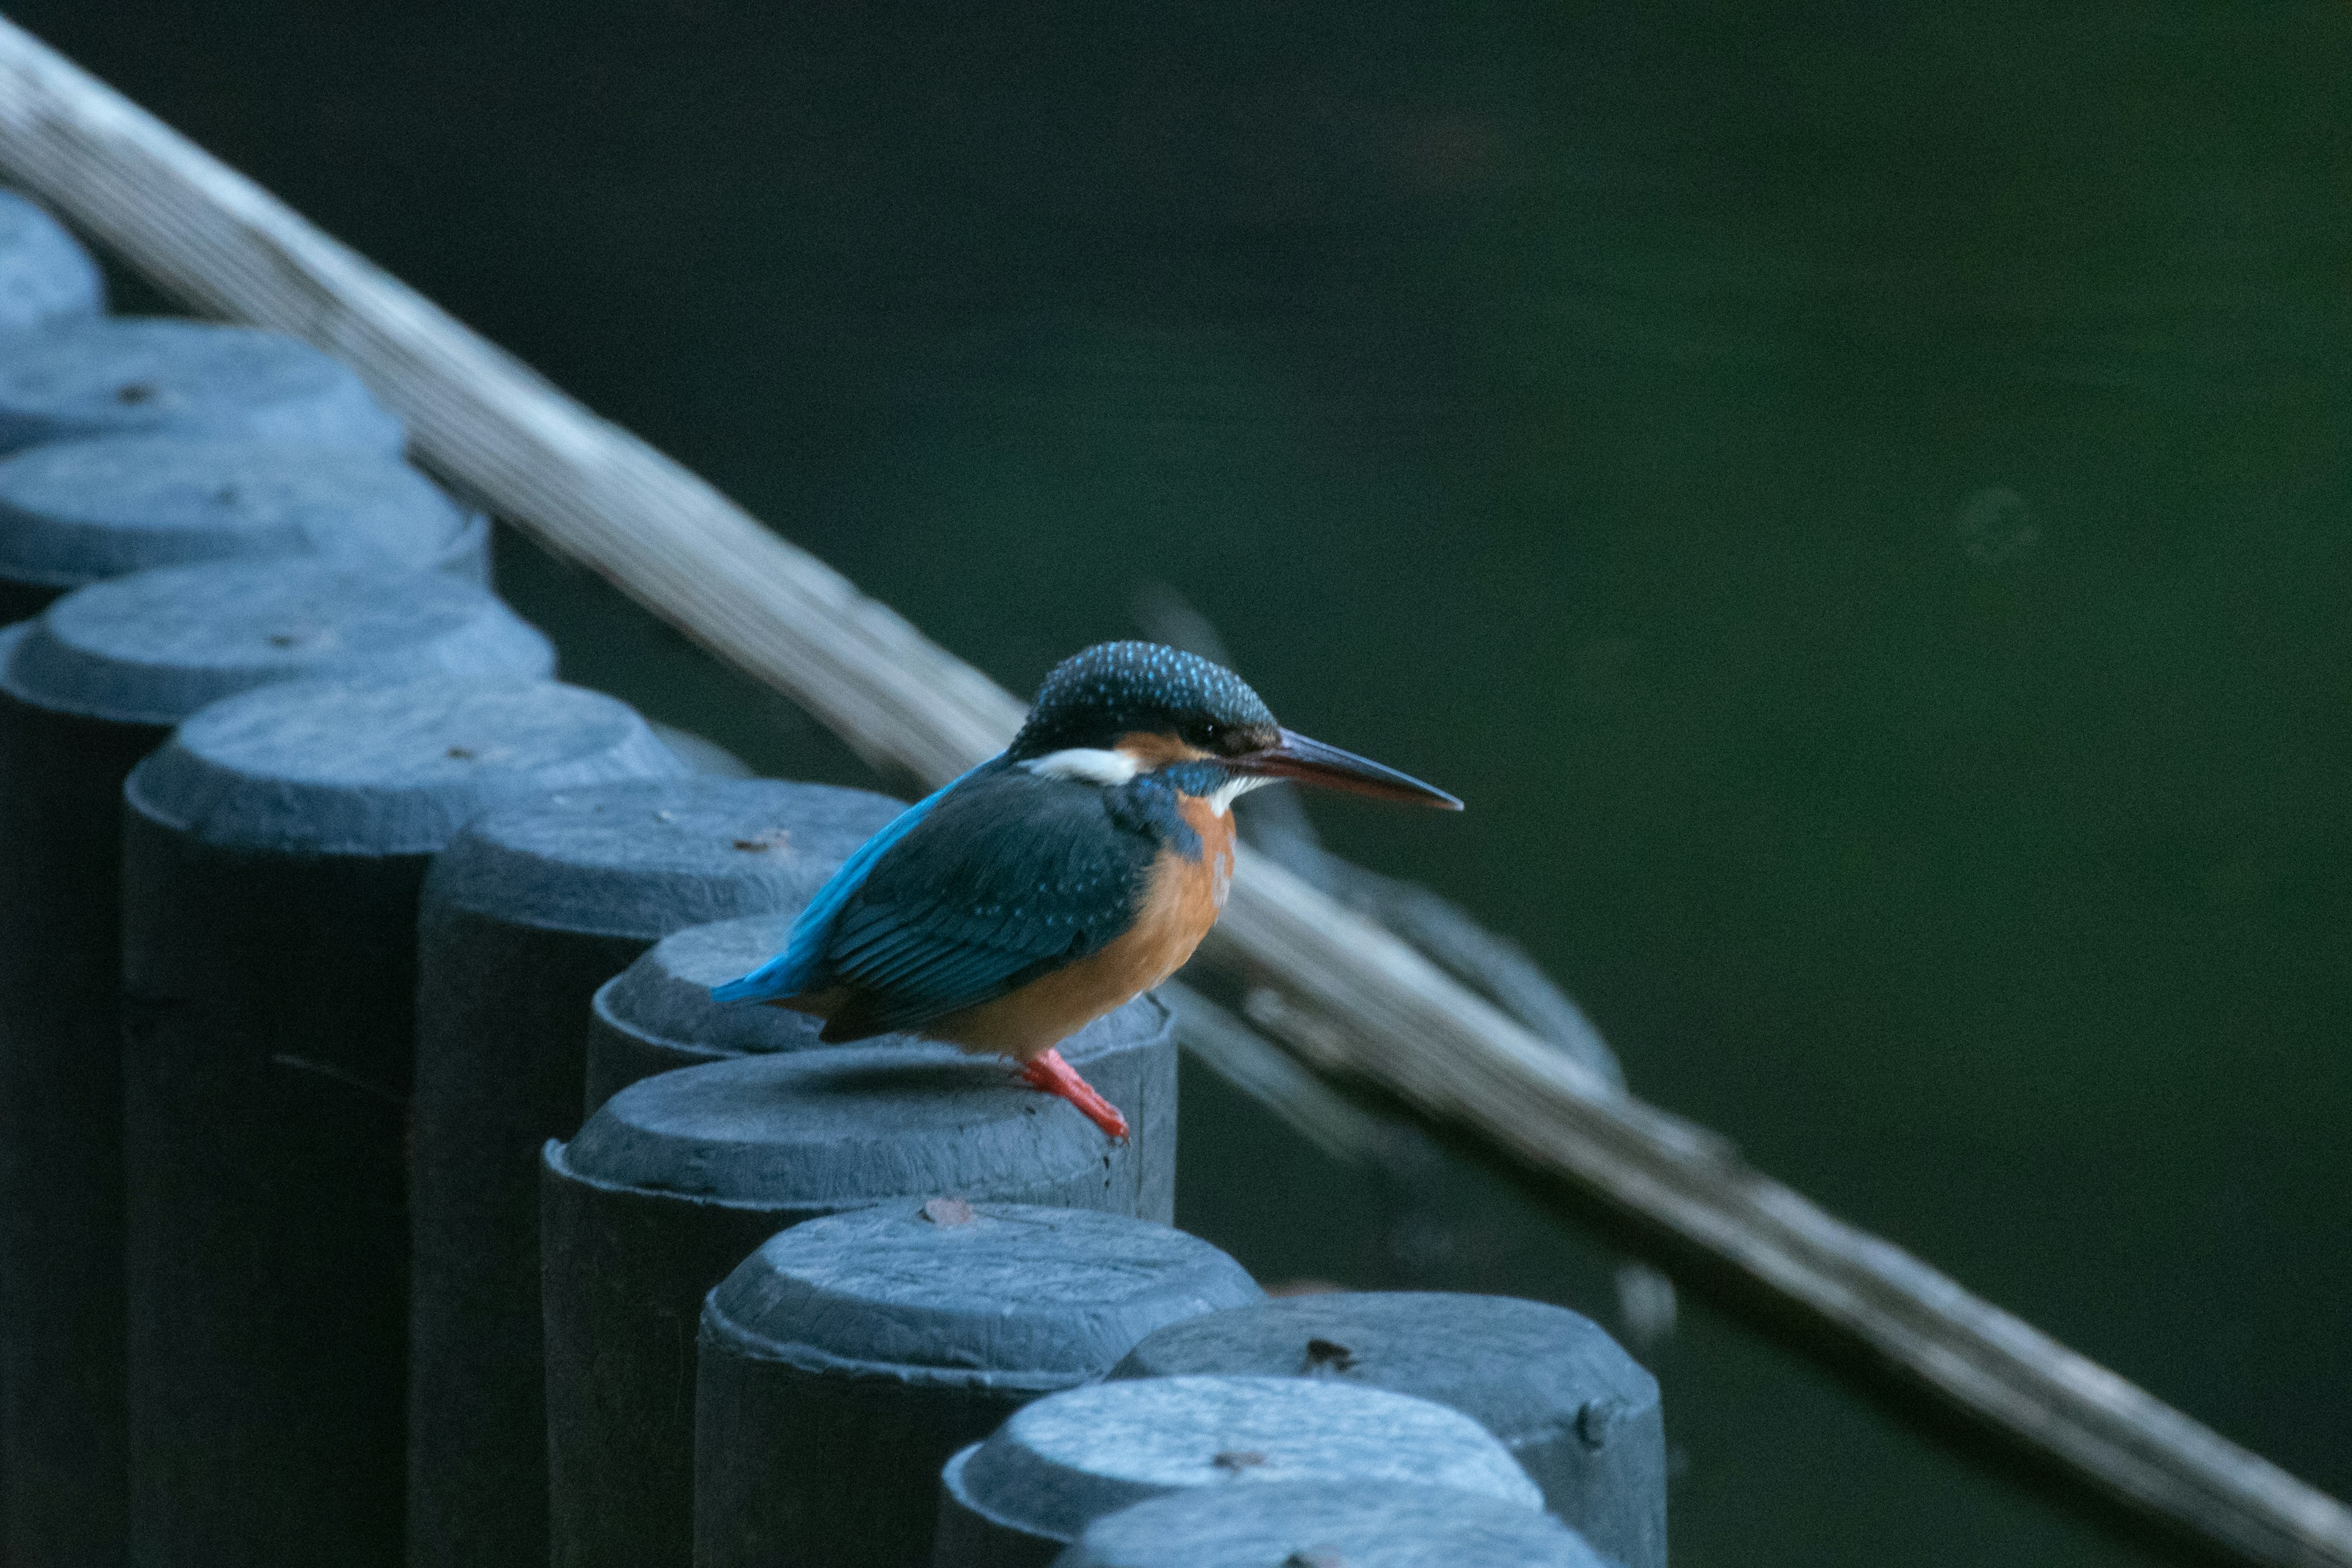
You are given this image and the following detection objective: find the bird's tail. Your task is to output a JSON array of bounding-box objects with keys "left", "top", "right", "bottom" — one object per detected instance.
[{"left": 709, "top": 944, "right": 811, "bottom": 1005}]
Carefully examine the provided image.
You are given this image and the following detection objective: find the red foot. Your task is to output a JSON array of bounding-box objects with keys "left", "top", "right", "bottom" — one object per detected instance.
[{"left": 1019, "top": 1049, "right": 1129, "bottom": 1142}]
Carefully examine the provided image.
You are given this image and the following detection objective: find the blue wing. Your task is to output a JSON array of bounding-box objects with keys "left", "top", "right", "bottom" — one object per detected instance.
[
  {"left": 709, "top": 761, "right": 983, "bottom": 1004},
  {"left": 750, "top": 764, "right": 1159, "bottom": 1041}
]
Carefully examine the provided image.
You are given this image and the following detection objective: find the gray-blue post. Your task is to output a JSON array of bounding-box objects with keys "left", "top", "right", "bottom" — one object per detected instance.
[
  {"left": 120, "top": 678, "right": 685, "bottom": 1568},
  {"left": 0, "top": 563, "right": 552, "bottom": 1568},
  {"left": 1109, "top": 1292, "right": 1665, "bottom": 1568},
  {"left": 408, "top": 775, "right": 902, "bottom": 1568},
  {"left": 542, "top": 1044, "right": 1167, "bottom": 1568},
  {"left": 0, "top": 188, "right": 104, "bottom": 330},
  {"left": 0, "top": 317, "right": 404, "bottom": 454},
  {"left": 1049, "top": 1481, "right": 1608, "bottom": 1568},
  {"left": 695, "top": 1202, "right": 1264, "bottom": 1568},
  {"left": 933, "top": 1375, "right": 1545, "bottom": 1567},
  {"left": 0, "top": 434, "right": 490, "bottom": 624},
  {"left": 579, "top": 910, "right": 828, "bottom": 1109},
  {"left": 581, "top": 911, "right": 1180, "bottom": 1221}
]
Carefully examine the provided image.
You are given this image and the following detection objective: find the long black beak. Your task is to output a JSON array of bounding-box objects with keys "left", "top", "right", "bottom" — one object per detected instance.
[{"left": 1229, "top": 728, "right": 1463, "bottom": 810}]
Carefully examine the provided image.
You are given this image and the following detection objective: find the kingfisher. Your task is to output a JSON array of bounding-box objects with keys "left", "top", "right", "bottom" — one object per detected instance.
[{"left": 710, "top": 641, "right": 1461, "bottom": 1139}]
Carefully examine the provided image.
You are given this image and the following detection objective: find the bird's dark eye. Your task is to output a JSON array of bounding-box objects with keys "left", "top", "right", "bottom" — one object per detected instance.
[{"left": 1185, "top": 720, "right": 1226, "bottom": 750}]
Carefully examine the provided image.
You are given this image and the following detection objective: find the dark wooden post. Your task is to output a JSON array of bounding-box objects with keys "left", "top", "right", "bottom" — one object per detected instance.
[
  {"left": 0, "top": 432, "right": 488, "bottom": 624},
  {"left": 1110, "top": 1293, "right": 1666, "bottom": 1568},
  {"left": 541, "top": 1045, "right": 1164, "bottom": 1568},
  {"left": 933, "top": 1376, "right": 1544, "bottom": 1567},
  {"left": 119, "top": 676, "right": 685, "bottom": 1568},
  {"left": 0, "top": 561, "right": 551, "bottom": 1568},
  {"left": 1052, "top": 1480, "right": 1605, "bottom": 1567},
  {"left": 579, "top": 911, "right": 1181, "bottom": 1222},
  {"left": 579, "top": 909, "right": 820, "bottom": 1110},
  {"left": 406, "top": 775, "right": 900, "bottom": 1568},
  {"left": 694, "top": 1200, "right": 1262, "bottom": 1568},
  {"left": 0, "top": 178, "right": 98, "bottom": 1559},
  {"left": 0, "top": 316, "right": 403, "bottom": 454}
]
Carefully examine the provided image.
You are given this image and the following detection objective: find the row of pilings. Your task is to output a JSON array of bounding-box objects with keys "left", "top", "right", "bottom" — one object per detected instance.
[{"left": 0, "top": 188, "right": 1665, "bottom": 1568}]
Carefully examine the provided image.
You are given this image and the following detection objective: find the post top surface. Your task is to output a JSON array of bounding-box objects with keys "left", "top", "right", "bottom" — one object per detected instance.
[
  {"left": 552, "top": 1043, "right": 1120, "bottom": 1206},
  {"left": 1051, "top": 1480, "right": 1601, "bottom": 1568},
  {"left": 0, "top": 434, "right": 476, "bottom": 589},
  {"left": 0, "top": 316, "right": 404, "bottom": 456},
  {"left": 0, "top": 559, "right": 551, "bottom": 726},
  {"left": 126, "top": 676, "right": 683, "bottom": 854},
  {"left": 423, "top": 775, "right": 904, "bottom": 938},
  {"left": 704, "top": 1200, "right": 1261, "bottom": 1384},
  {"left": 1110, "top": 1291, "right": 1659, "bottom": 1450},
  {"left": 948, "top": 1375, "right": 1543, "bottom": 1543}
]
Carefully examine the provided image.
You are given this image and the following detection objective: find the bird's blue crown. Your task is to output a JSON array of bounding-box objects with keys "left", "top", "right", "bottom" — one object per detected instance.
[{"left": 1008, "top": 641, "right": 1277, "bottom": 760}]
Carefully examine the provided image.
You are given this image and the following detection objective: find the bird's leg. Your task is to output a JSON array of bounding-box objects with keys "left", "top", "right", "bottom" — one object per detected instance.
[{"left": 1018, "top": 1048, "right": 1130, "bottom": 1142}]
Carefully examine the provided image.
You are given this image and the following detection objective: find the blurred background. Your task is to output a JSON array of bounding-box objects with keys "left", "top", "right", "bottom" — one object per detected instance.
[{"left": 19, "top": 1, "right": 2348, "bottom": 1561}]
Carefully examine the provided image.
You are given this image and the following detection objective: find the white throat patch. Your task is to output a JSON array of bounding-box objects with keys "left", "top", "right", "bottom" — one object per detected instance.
[
  {"left": 1205, "top": 774, "right": 1273, "bottom": 816},
  {"left": 1021, "top": 747, "right": 1140, "bottom": 786}
]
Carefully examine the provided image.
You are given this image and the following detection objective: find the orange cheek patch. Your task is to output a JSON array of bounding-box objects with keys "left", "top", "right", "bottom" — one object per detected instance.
[{"left": 1113, "top": 730, "right": 1212, "bottom": 768}]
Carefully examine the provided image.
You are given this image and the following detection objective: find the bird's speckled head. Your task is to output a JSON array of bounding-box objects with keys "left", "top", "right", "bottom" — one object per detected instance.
[
  {"left": 1006, "top": 641, "right": 1462, "bottom": 811},
  {"left": 1008, "top": 641, "right": 1278, "bottom": 764}
]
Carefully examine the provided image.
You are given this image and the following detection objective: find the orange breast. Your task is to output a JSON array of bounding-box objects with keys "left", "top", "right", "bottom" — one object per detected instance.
[{"left": 930, "top": 799, "right": 1236, "bottom": 1062}]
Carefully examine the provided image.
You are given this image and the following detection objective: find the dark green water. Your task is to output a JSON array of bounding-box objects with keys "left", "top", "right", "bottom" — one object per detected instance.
[{"left": 23, "top": 2, "right": 2350, "bottom": 1561}]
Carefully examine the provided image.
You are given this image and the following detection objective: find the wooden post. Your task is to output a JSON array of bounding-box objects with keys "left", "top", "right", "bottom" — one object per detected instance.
[
  {"left": 579, "top": 909, "right": 825, "bottom": 1112},
  {"left": 0, "top": 316, "right": 402, "bottom": 455},
  {"left": 1110, "top": 1293, "right": 1665, "bottom": 1568},
  {"left": 0, "top": 433, "right": 488, "bottom": 624},
  {"left": 932, "top": 1375, "right": 1544, "bottom": 1567},
  {"left": 0, "top": 561, "right": 551, "bottom": 1568},
  {"left": 1054, "top": 1480, "right": 1607, "bottom": 1568},
  {"left": 119, "top": 677, "right": 682, "bottom": 1567},
  {"left": 539, "top": 1048, "right": 1164, "bottom": 1568},
  {"left": 407, "top": 775, "right": 902, "bottom": 1568},
  {"left": 2, "top": 20, "right": 2345, "bottom": 1564},
  {"left": 694, "top": 1202, "right": 1261, "bottom": 1568}
]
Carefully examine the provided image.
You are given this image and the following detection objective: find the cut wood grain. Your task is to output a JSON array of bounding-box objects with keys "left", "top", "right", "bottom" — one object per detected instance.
[{"left": 1, "top": 19, "right": 2343, "bottom": 1567}]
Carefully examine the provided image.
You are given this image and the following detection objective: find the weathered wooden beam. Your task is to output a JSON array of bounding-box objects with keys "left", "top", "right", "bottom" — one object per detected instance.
[{"left": 1, "top": 18, "right": 2343, "bottom": 1566}]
